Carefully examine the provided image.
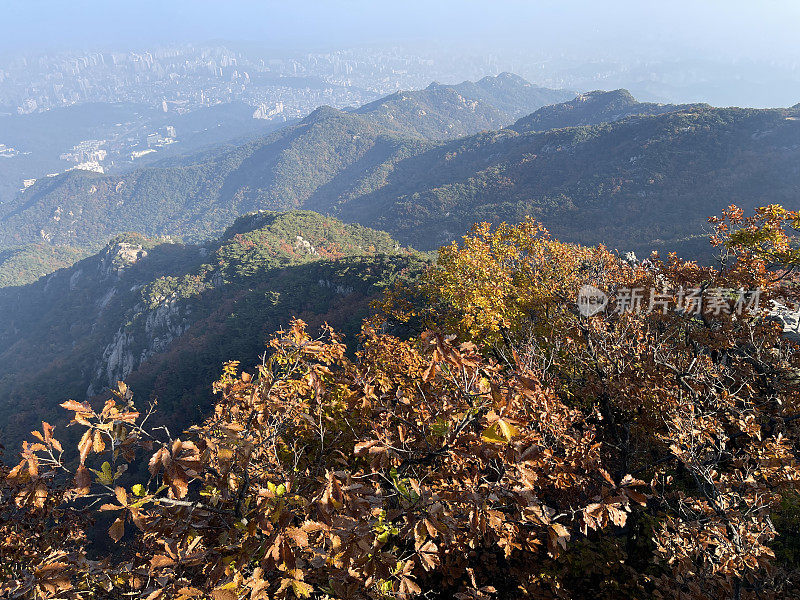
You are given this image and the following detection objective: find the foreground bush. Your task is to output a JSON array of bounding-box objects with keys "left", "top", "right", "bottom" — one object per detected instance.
[{"left": 2, "top": 206, "right": 800, "bottom": 599}]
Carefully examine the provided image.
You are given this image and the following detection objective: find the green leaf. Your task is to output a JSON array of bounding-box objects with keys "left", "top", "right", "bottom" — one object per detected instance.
[{"left": 94, "top": 461, "right": 115, "bottom": 485}]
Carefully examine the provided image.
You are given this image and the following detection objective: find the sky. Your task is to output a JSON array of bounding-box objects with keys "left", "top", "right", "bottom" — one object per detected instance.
[{"left": 2, "top": 0, "right": 800, "bottom": 60}]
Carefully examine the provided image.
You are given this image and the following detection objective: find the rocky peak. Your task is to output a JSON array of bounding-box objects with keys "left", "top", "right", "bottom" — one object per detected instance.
[
  {"left": 98, "top": 241, "right": 148, "bottom": 280},
  {"left": 576, "top": 89, "right": 637, "bottom": 106},
  {"left": 294, "top": 235, "right": 319, "bottom": 257}
]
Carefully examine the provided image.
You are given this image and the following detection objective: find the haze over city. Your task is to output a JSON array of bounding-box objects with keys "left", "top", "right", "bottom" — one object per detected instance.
[{"left": 3, "top": 0, "right": 800, "bottom": 106}]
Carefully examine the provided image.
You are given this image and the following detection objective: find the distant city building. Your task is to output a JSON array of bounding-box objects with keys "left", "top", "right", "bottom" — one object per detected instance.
[
  {"left": 67, "top": 161, "right": 104, "bottom": 174},
  {"left": 146, "top": 126, "right": 177, "bottom": 148},
  {"left": 60, "top": 140, "right": 107, "bottom": 163},
  {"left": 0, "top": 143, "right": 24, "bottom": 158},
  {"left": 17, "top": 98, "right": 37, "bottom": 114},
  {"left": 131, "top": 149, "right": 156, "bottom": 159},
  {"left": 253, "top": 101, "right": 285, "bottom": 120},
  {"left": 161, "top": 99, "right": 190, "bottom": 114}
]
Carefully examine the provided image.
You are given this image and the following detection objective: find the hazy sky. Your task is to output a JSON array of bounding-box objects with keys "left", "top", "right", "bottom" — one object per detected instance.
[{"left": 2, "top": 0, "right": 800, "bottom": 60}]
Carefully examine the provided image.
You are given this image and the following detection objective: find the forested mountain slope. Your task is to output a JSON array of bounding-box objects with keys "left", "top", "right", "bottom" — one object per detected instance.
[
  {"left": 509, "top": 88, "right": 709, "bottom": 132},
  {"left": 447, "top": 71, "right": 576, "bottom": 119},
  {"left": 0, "top": 74, "right": 569, "bottom": 253},
  {"left": 0, "top": 106, "right": 424, "bottom": 248},
  {"left": 2, "top": 86, "right": 799, "bottom": 273},
  {"left": 0, "top": 211, "right": 426, "bottom": 451},
  {"left": 0, "top": 242, "right": 88, "bottom": 287},
  {"left": 338, "top": 105, "right": 800, "bottom": 254},
  {"left": 349, "top": 73, "right": 573, "bottom": 139}
]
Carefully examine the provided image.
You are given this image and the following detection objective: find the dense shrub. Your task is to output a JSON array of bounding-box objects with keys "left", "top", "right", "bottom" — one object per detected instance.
[{"left": 3, "top": 206, "right": 800, "bottom": 599}]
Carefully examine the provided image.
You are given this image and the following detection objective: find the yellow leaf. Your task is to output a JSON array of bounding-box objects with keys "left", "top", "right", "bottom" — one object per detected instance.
[
  {"left": 212, "top": 589, "right": 238, "bottom": 600},
  {"left": 497, "top": 419, "right": 519, "bottom": 440},
  {"left": 481, "top": 423, "right": 506, "bottom": 444},
  {"left": 291, "top": 580, "right": 313, "bottom": 598},
  {"left": 482, "top": 420, "right": 518, "bottom": 443}
]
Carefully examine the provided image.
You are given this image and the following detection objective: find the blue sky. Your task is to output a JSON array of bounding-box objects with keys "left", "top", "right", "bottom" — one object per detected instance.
[{"left": 2, "top": 0, "right": 800, "bottom": 59}]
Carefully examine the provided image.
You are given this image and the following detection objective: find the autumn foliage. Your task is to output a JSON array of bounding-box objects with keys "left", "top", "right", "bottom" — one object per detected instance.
[{"left": 2, "top": 206, "right": 800, "bottom": 599}]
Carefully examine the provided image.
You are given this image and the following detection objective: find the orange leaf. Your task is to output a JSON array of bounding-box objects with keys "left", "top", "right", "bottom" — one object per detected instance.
[
  {"left": 109, "top": 517, "right": 125, "bottom": 543},
  {"left": 93, "top": 430, "right": 106, "bottom": 454},
  {"left": 149, "top": 555, "right": 177, "bottom": 572},
  {"left": 114, "top": 486, "right": 128, "bottom": 506},
  {"left": 74, "top": 465, "right": 91, "bottom": 495},
  {"left": 78, "top": 430, "right": 93, "bottom": 465},
  {"left": 60, "top": 400, "right": 92, "bottom": 413}
]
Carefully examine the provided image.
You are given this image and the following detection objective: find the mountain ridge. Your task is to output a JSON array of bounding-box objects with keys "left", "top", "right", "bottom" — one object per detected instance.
[
  {"left": 0, "top": 210, "right": 426, "bottom": 451},
  {"left": 510, "top": 88, "right": 710, "bottom": 132},
  {"left": 338, "top": 104, "right": 800, "bottom": 255},
  {"left": 0, "top": 73, "right": 570, "bottom": 255},
  {"left": 1, "top": 81, "right": 799, "bottom": 282}
]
